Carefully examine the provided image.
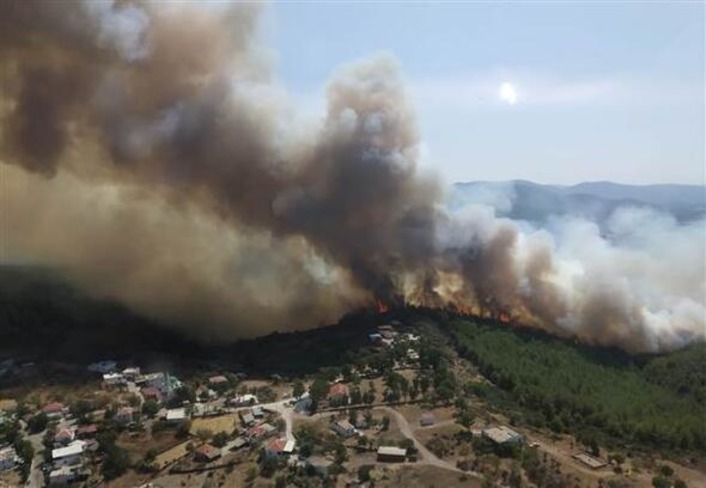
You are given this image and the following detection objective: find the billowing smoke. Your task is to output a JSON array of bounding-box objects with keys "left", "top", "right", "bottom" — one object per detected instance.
[{"left": 1, "top": 1, "right": 704, "bottom": 351}]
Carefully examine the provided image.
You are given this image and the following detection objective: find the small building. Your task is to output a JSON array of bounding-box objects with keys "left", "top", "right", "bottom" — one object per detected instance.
[
  {"left": 572, "top": 452, "right": 608, "bottom": 470},
  {"left": 194, "top": 444, "right": 221, "bottom": 463},
  {"left": 49, "top": 465, "right": 76, "bottom": 485},
  {"left": 368, "top": 333, "right": 383, "bottom": 343},
  {"left": 52, "top": 440, "right": 86, "bottom": 468},
  {"left": 102, "top": 373, "right": 125, "bottom": 387},
  {"left": 247, "top": 423, "right": 277, "bottom": 440},
  {"left": 328, "top": 384, "right": 349, "bottom": 402},
  {"left": 0, "top": 447, "right": 16, "bottom": 471},
  {"left": 231, "top": 436, "right": 248, "bottom": 450},
  {"left": 482, "top": 426, "right": 522, "bottom": 445},
  {"left": 376, "top": 446, "right": 407, "bottom": 463},
  {"left": 208, "top": 375, "right": 228, "bottom": 386},
  {"left": 332, "top": 420, "right": 356, "bottom": 438},
  {"left": 306, "top": 456, "right": 334, "bottom": 476},
  {"left": 228, "top": 394, "right": 258, "bottom": 407},
  {"left": 122, "top": 367, "right": 141, "bottom": 380},
  {"left": 419, "top": 412, "right": 437, "bottom": 427},
  {"left": 377, "top": 325, "right": 396, "bottom": 339},
  {"left": 76, "top": 424, "right": 98, "bottom": 439},
  {"left": 252, "top": 406, "right": 264, "bottom": 418},
  {"left": 240, "top": 410, "right": 256, "bottom": 426},
  {"left": 165, "top": 408, "right": 187, "bottom": 424},
  {"left": 55, "top": 427, "right": 76, "bottom": 445},
  {"left": 115, "top": 406, "right": 134, "bottom": 425},
  {"left": 265, "top": 437, "right": 295, "bottom": 458},
  {"left": 294, "top": 394, "right": 312, "bottom": 414},
  {"left": 141, "top": 387, "right": 163, "bottom": 404},
  {"left": 43, "top": 402, "right": 66, "bottom": 420}
]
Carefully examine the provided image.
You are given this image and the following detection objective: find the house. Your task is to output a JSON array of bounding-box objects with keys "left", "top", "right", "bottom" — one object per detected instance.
[
  {"left": 231, "top": 436, "right": 248, "bottom": 450},
  {"left": 75, "top": 424, "right": 98, "bottom": 439},
  {"left": 331, "top": 420, "right": 356, "bottom": 438},
  {"left": 328, "top": 384, "right": 349, "bottom": 402},
  {"left": 482, "top": 426, "right": 522, "bottom": 445},
  {"left": 368, "top": 333, "right": 383, "bottom": 343},
  {"left": 306, "top": 456, "right": 334, "bottom": 476},
  {"left": 228, "top": 394, "right": 258, "bottom": 407},
  {"left": 376, "top": 446, "right": 407, "bottom": 463},
  {"left": 252, "top": 406, "right": 264, "bottom": 418},
  {"left": 122, "top": 367, "right": 141, "bottom": 380},
  {"left": 141, "top": 387, "right": 163, "bottom": 404},
  {"left": 43, "top": 402, "right": 66, "bottom": 420},
  {"left": 407, "top": 349, "right": 420, "bottom": 362},
  {"left": 239, "top": 411, "right": 255, "bottom": 426},
  {"left": 194, "top": 444, "right": 221, "bottom": 463},
  {"left": 102, "top": 373, "right": 125, "bottom": 387},
  {"left": 143, "top": 372, "right": 167, "bottom": 391},
  {"left": 353, "top": 413, "right": 369, "bottom": 430},
  {"left": 247, "top": 423, "right": 276, "bottom": 440},
  {"left": 419, "top": 412, "right": 437, "bottom": 427},
  {"left": 49, "top": 465, "right": 76, "bottom": 485},
  {"left": 293, "top": 393, "right": 312, "bottom": 414},
  {"left": 0, "top": 447, "right": 16, "bottom": 471},
  {"left": 377, "top": 325, "right": 396, "bottom": 339},
  {"left": 208, "top": 375, "right": 228, "bottom": 387},
  {"left": 52, "top": 440, "right": 86, "bottom": 467},
  {"left": 166, "top": 408, "right": 187, "bottom": 424},
  {"left": 87, "top": 360, "right": 117, "bottom": 374},
  {"left": 572, "top": 452, "right": 608, "bottom": 470},
  {"left": 115, "top": 406, "right": 134, "bottom": 425},
  {"left": 265, "top": 437, "right": 295, "bottom": 458},
  {"left": 55, "top": 427, "right": 76, "bottom": 445}
]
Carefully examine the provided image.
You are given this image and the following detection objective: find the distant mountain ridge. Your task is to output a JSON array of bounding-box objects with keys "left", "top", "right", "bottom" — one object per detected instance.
[{"left": 451, "top": 180, "right": 706, "bottom": 224}]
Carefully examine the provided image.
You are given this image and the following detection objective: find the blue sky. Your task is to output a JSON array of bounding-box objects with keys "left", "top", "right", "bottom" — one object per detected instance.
[{"left": 262, "top": 1, "right": 704, "bottom": 185}]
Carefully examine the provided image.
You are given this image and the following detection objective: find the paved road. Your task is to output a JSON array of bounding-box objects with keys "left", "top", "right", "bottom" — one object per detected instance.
[{"left": 261, "top": 400, "right": 294, "bottom": 442}]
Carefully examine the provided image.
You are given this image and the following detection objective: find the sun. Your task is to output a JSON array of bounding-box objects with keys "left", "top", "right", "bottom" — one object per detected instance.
[{"left": 499, "top": 82, "right": 518, "bottom": 105}]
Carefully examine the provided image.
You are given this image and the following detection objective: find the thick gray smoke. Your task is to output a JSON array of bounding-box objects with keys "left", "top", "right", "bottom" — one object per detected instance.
[{"left": 1, "top": 1, "right": 704, "bottom": 351}]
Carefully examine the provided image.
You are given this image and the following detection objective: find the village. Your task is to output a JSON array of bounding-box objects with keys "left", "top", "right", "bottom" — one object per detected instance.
[{"left": 0, "top": 320, "right": 692, "bottom": 488}]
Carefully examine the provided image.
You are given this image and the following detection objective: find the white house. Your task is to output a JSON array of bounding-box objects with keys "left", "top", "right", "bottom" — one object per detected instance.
[
  {"left": 229, "top": 394, "right": 257, "bottom": 407},
  {"left": 52, "top": 440, "right": 86, "bottom": 468},
  {"left": 482, "top": 426, "right": 522, "bottom": 445},
  {"left": 122, "top": 367, "right": 141, "bottom": 380},
  {"left": 102, "top": 373, "right": 125, "bottom": 387},
  {"left": 49, "top": 465, "right": 76, "bottom": 485},
  {"left": 0, "top": 447, "right": 16, "bottom": 471},
  {"left": 166, "top": 408, "right": 187, "bottom": 424}
]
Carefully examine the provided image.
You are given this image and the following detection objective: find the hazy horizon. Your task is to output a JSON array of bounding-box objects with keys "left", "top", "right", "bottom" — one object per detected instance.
[{"left": 267, "top": 2, "right": 705, "bottom": 187}]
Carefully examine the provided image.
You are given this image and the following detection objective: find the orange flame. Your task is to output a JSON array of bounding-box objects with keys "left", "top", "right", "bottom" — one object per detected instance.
[{"left": 376, "top": 299, "right": 390, "bottom": 313}]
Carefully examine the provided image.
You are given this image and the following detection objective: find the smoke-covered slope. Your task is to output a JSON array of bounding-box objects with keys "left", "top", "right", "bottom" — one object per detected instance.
[{"left": 1, "top": 2, "right": 703, "bottom": 353}]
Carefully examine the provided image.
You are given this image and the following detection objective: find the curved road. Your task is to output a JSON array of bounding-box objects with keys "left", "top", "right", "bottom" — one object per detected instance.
[{"left": 377, "top": 406, "right": 463, "bottom": 473}]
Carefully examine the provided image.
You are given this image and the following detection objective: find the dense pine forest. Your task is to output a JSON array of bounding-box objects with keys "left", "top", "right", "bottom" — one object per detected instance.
[{"left": 445, "top": 318, "right": 706, "bottom": 455}]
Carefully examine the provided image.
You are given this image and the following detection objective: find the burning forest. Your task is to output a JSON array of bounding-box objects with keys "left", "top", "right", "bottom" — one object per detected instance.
[{"left": 1, "top": 1, "right": 704, "bottom": 353}]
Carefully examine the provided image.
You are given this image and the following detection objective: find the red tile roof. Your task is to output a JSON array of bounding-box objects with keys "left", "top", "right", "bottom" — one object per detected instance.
[
  {"left": 328, "top": 384, "right": 348, "bottom": 398},
  {"left": 267, "top": 437, "right": 287, "bottom": 453},
  {"left": 195, "top": 444, "right": 220, "bottom": 459},
  {"left": 42, "top": 402, "right": 65, "bottom": 414}
]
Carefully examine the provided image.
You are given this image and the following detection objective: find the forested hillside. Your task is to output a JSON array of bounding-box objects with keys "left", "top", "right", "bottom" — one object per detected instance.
[{"left": 446, "top": 318, "right": 706, "bottom": 455}]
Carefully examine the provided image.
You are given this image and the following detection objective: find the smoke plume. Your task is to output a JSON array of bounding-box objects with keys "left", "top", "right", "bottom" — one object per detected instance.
[{"left": 1, "top": 1, "right": 704, "bottom": 351}]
